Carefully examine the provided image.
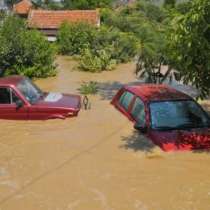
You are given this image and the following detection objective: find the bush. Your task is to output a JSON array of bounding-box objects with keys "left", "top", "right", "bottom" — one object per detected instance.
[
  {"left": 78, "top": 81, "right": 98, "bottom": 95},
  {"left": 0, "top": 16, "right": 56, "bottom": 78},
  {"left": 57, "top": 22, "right": 96, "bottom": 55},
  {"left": 79, "top": 48, "right": 116, "bottom": 72}
]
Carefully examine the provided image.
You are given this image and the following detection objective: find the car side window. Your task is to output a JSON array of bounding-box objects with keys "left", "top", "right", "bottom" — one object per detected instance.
[
  {"left": 119, "top": 91, "right": 134, "bottom": 111},
  {"left": 131, "top": 97, "right": 146, "bottom": 126},
  {"left": 11, "top": 91, "right": 20, "bottom": 104},
  {"left": 0, "top": 88, "right": 11, "bottom": 104}
]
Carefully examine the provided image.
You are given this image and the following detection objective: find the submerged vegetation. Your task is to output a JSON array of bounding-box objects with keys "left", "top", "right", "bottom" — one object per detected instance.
[{"left": 78, "top": 81, "right": 98, "bottom": 95}]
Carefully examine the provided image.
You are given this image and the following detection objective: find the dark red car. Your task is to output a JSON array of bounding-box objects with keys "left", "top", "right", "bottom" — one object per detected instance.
[
  {"left": 0, "top": 76, "right": 81, "bottom": 120},
  {"left": 111, "top": 84, "right": 210, "bottom": 151}
]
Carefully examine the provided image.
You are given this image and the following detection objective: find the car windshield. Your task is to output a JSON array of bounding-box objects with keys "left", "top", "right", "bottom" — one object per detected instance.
[
  {"left": 150, "top": 100, "right": 210, "bottom": 130},
  {"left": 17, "top": 78, "right": 43, "bottom": 104}
]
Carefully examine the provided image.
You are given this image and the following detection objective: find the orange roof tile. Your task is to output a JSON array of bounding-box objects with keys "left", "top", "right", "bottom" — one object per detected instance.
[
  {"left": 28, "top": 10, "right": 100, "bottom": 29},
  {"left": 13, "top": 0, "right": 32, "bottom": 15}
]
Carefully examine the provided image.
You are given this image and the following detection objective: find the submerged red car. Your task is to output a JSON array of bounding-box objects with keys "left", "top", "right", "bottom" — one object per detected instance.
[
  {"left": 0, "top": 76, "right": 81, "bottom": 120},
  {"left": 111, "top": 84, "right": 210, "bottom": 151}
]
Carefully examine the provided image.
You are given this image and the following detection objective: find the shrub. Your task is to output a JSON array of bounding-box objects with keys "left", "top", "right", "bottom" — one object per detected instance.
[
  {"left": 57, "top": 22, "right": 96, "bottom": 55},
  {"left": 79, "top": 48, "right": 116, "bottom": 72},
  {"left": 0, "top": 16, "right": 56, "bottom": 78},
  {"left": 78, "top": 81, "right": 98, "bottom": 95}
]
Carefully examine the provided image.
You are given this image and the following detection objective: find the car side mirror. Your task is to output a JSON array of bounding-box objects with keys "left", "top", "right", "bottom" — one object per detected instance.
[
  {"left": 134, "top": 123, "right": 148, "bottom": 133},
  {"left": 15, "top": 100, "right": 24, "bottom": 109}
]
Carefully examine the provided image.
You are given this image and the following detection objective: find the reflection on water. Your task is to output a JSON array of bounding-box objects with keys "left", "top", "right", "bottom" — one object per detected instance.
[{"left": 0, "top": 57, "right": 210, "bottom": 210}]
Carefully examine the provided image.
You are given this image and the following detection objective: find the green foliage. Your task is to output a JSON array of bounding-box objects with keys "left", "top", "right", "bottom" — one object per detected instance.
[
  {"left": 168, "top": 0, "right": 210, "bottom": 98},
  {"left": 57, "top": 22, "right": 96, "bottom": 55},
  {"left": 78, "top": 81, "right": 98, "bottom": 95},
  {"left": 135, "top": 21, "right": 168, "bottom": 83},
  {"left": 5, "top": 0, "right": 19, "bottom": 7},
  {"left": 57, "top": 21, "right": 139, "bottom": 71},
  {"left": 33, "top": 0, "right": 65, "bottom": 10},
  {"left": 63, "top": 0, "right": 113, "bottom": 9},
  {"left": 0, "top": 16, "right": 56, "bottom": 78},
  {"left": 135, "top": 1, "right": 167, "bottom": 23},
  {"left": 101, "top": 2, "right": 166, "bottom": 37},
  {"left": 164, "top": 0, "right": 176, "bottom": 8},
  {"left": 77, "top": 25, "right": 140, "bottom": 72},
  {"left": 92, "top": 27, "right": 140, "bottom": 62},
  {"left": 0, "top": 11, "right": 6, "bottom": 21},
  {"left": 79, "top": 48, "right": 116, "bottom": 72},
  {"left": 112, "top": 32, "right": 140, "bottom": 62},
  {"left": 56, "top": 0, "right": 168, "bottom": 73},
  {"left": 176, "top": 2, "right": 192, "bottom": 14}
]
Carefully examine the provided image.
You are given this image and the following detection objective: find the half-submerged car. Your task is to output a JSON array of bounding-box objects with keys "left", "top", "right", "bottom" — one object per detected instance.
[
  {"left": 111, "top": 84, "right": 210, "bottom": 151},
  {"left": 0, "top": 76, "right": 81, "bottom": 120}
]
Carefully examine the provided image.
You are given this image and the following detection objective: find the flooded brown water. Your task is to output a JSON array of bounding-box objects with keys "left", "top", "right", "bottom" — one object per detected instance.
[{"left": 0, "top": 56, "right": 210, "bottom": 210}]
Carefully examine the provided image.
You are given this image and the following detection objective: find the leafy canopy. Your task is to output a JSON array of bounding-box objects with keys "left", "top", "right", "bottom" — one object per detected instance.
[
  {"left": 63, "top": 0, "right": 113, "bottom": 9},
  {"left": 0, "top": 16, "right": 56, "bottom": 78},
  {"left": 168, "top": 0, "right": 210, "bottom": 97}
]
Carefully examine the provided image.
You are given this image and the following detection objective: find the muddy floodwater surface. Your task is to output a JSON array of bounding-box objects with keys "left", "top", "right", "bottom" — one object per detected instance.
[{"left": 0, "top": 57, "right": 210, "bottom": 210}]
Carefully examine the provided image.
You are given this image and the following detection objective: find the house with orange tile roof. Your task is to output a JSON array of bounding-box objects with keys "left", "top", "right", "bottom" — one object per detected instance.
[
  {"left": 12, "top": 0, "right": 100, "bottom": 41},
  {"left": 28, "top": 9, "right": 100, "bottom": 41}
]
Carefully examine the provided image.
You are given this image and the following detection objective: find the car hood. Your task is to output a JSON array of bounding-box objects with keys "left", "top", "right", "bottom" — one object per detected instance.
[
  {"left": 149, "top": 128, "right": 210, "bottom": 151},
  {"left": 35, "top": 92, "right": 81, "bottom": 111}
]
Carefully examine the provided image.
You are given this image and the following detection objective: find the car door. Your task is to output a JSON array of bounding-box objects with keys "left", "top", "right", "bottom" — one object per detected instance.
[
  {"left": 117, "top": 90, "right": 135, "bottom": 120},
  {"left": 0, "top": 87, "right": 28, "bottom": 120}
]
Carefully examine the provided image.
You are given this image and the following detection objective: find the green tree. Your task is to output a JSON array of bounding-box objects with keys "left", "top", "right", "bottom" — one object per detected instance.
[
  {"left": 35, "top": 0, "right": 64, "bottom": 10},
  {"left": 135, "top": 21, "right": 170, "bottom": 83},
  {"left": 63, "top": 0, "right": 113, "bottom": 9},
  {"left": 5, "top": 0, "right": 19, "bottom": 8},
  {"left": 168, "top": 0, "right": 210, "bottom": 97},
  {"left": 57, "top": 22, "right": 96, "bottom": 55},
  {"left": 176, "top": 1, "right": 191, "bottom": 14},
  {"left": 0, "top": 16, "right": 56, "bottom": 78},
  {"left": 91, "top": 27, "right": 139, "bottom": 62},
  {"left": 164, "top": 0, "right": 176, "bottom": 8}
]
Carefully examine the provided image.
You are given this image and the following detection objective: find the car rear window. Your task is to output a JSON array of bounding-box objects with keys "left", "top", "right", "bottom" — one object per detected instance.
[{"left": 119, "top": 91, "right": 134, "bottom": 111}]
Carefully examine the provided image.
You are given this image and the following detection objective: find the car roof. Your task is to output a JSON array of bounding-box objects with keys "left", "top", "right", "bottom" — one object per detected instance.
[
  {"left": 125, "top": 84, "right": 192, "bottom": 102},
  {"left": 0, "top": 75, "right": 24, "bottom": 86}
]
